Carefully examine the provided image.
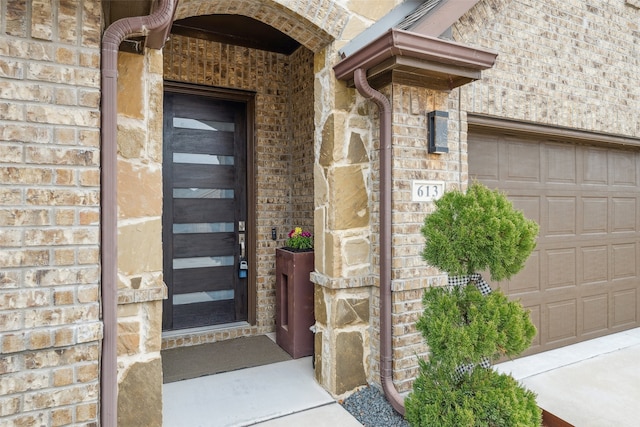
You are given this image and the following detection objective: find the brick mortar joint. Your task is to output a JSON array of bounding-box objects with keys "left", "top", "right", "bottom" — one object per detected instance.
[{"left": 0, "top": 321, "right": 104, "bottom": 354}]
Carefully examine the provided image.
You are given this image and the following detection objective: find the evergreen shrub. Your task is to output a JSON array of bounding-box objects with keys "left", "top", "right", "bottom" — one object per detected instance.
[
  {"left": 406, "top": 182, "right": 542, "bottom": 427},
  {"left": 421, "top": 182, "right": 538, "bottom": 281},
  {"left": 406, "top": 361, "right": 541, "bottom": 427}
]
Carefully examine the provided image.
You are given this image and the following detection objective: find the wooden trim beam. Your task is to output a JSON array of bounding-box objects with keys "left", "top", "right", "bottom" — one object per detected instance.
[{"left": 468, "top": 113, "right": 640, "bottom": 148}]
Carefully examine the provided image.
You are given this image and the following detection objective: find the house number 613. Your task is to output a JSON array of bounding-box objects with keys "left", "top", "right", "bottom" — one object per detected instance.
[{"left": 412, "top": 180, "right": 445, "bottom": 202}]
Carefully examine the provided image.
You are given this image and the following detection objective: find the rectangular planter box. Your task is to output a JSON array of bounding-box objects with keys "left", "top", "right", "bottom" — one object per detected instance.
[{"left": 275, "top": 248, "right": 314, "bottom": 358}]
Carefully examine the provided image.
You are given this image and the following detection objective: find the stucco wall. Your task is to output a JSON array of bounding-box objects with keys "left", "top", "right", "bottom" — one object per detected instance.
[{"left": 0, "top": 1, "right": 102, "bottom": 425}]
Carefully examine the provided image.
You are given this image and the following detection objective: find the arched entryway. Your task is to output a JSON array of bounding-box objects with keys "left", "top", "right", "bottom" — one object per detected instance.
[{"left": 159, "top": 0, "right": 345, "bottom": 348}]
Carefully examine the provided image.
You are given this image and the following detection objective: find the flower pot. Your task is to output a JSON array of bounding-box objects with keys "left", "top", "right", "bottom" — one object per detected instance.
[{"left": 275, "top": 247, "right": 314, "bottom": 358}]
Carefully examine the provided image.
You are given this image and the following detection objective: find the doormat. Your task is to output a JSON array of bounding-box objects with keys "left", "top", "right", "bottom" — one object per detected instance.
[{"left": 162, "top": 335, "right": 292, "bottom": 383}]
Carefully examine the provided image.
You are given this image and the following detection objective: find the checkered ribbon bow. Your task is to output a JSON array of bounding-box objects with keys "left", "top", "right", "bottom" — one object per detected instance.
[
  {"left": 447, "top": 273, "right": 492, "bottom": 296},
  {"left": 448, "top": 273, "right": 493, "bottom": 380}
]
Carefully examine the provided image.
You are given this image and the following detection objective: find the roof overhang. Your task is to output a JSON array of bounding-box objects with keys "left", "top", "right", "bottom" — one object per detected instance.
[{"left": 333, "top": 28, "right": 497, "bottom": 91}]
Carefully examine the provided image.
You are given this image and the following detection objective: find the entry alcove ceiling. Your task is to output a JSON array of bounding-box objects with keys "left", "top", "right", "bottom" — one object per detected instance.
[
  {"left": 103, "top": 0, "right": 301, "bottom": 55},
  {"left": 171, "top": 14, "right": 301, "bottom": 55}
]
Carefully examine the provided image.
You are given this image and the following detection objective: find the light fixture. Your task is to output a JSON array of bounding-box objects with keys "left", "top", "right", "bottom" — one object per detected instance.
[{"left": 427, "top": 110, "right": 449, "bottom": 154}]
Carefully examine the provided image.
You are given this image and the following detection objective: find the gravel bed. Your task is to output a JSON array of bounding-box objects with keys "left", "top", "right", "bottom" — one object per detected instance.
[{"left": 341, "top": 386, "right": 410, "bottom": 427}]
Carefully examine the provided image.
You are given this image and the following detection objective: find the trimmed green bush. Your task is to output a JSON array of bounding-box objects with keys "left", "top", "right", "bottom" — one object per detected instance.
[
  {"left": 406, "top": 361, "right": 541, "bottom": 427},
  {"left": 421, "top": 182, "right": 538, "bottom": 282},
  {"left": 406, "top": 182, "right": 541, "bottom": 427},
  {"left": 416, "top": 284, "right": 536, "bottom": 371}
]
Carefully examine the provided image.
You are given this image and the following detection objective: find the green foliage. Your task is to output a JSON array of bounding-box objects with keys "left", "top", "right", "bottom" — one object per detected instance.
[
  {"left": 405, "top": 361, "right": 542, "bottom": 427},
  {"left": 407, "top": 182, "right": 541, "bottom": 427},
  {"left": 421, "top": 182, "right": 539, "bottom": 282},
  {"left": 416, "top": 284, "right": 536, "bottom": 369}
]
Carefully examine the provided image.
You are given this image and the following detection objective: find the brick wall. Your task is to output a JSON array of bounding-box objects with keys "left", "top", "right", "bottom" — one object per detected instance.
[
  {"left": 290, "top": 47, "right": 315, "bottom": 230},
  {"left": 175, "top": 0, "right": 347, "bottom": 52},
  {"left": 351, "top": 83, "right": 461, "bottom": 392},
  {"left": 377, "top": 0, "right": 640, "bottom": 393},
  {"left": 384, "top": 85, "right": 459, "bottom": 391},
  {"left": 455, "top": 0, "right": 640, "bottom": 137},
  {"left": 0, "top": 1, "right": 102, "bottom": 425}
]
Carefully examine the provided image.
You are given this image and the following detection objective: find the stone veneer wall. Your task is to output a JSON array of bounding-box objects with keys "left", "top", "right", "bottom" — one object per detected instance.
[
  {"left": 115, "top": 50, "right": 166, "bottom": 427},
  {"left": 311, "top": 0, "right": 429, "bottom": 398},
  {"left": 316, "top": 81, "right": 461, "bottom": 394},
  {"left": 162, "top": 35, "right": 315, "bottom": 346},
  {"left": 0, "top": 1, "right": 103, "bottom": 425}
]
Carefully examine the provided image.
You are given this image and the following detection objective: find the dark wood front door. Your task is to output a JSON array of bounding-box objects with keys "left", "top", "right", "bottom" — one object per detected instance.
[{"left": 162, "top": 89, "right": 248, "bottom": 330}]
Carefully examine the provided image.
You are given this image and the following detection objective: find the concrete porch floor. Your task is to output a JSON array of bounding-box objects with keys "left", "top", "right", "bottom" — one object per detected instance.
[
  {"left": 162, "top": 355, "right": 362, "bottom": 427},
  {"left": 163, "top": 328, "right": 640, "bottom": 426}
]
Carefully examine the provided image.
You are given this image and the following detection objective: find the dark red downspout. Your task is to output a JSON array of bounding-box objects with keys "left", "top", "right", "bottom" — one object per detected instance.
[
  {"left": 353, "top": 68, "right": 405, "bottom": 415},
  {"left": 100, "top": 1, "right": 176, "bottom": 425}
]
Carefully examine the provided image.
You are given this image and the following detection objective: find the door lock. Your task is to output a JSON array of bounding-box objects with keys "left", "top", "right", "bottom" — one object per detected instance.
[{"left": 238, "top": 231, "right": 247, "bottom": 278}]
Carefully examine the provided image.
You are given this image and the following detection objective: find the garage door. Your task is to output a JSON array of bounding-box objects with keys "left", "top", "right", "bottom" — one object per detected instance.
[{"left": 469, "top": 131, "right": 640, "bottom": 355}]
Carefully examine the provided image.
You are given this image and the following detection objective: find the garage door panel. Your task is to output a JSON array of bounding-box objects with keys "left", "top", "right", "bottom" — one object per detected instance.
[
  {"left": 546, "top": 197, "right": 577, "bottom": 236},
  {"left": 506, "top": 140, "right": 541, "bottom": 182},
  {"left": 583, "top": 147, "right": 609, "bottom": 185},
  {"left": 470, "top": 131, "right": 640, "bottom": 355},
  {"left": 547, "top": 299, "right": 578, "bottom": 344},
  {"left": 582, "top": 294, "right": 608, "bottom": 335},
  {"left": 546, "top": 143, "right": 577, "bottom": 184},
  {"left": 612, "top": 288, "right": 637, "bottom": 328},
  {"left": 611, "top": 151, "right": 637, "bottom": 186},
  {"left": 581, "top": 197, "right": 608, "bottom": 233},
  {"left": 580, "top": 245, "right": 608, "bottom": 284},
  {"left": 468, "top": 134, "right": 499, "bottom": 180},
  {"left": 612, "top": 243, "right": 637, "bottom": 279},
  {"left": 546, "top": 248, "right": 576, "bottom": 289},
  {"left": 506, "top": 250, "right": 540, "bottom": 294},
  {"left": 612, "top": 197, "right": 636, "bottom": 232},
  {"left": 510, "top": 195, "right": 541, "bottom": 225}
]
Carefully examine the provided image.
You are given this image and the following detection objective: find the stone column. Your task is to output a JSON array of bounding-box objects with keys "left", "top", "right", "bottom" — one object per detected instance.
[
  {"left": 311, "top": 47, "right": 374, "bottom": 397},
  {"left": 115, "top": 50, "right": 166, "bottom": 426}
]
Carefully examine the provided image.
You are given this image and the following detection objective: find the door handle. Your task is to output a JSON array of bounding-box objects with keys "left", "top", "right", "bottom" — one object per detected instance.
[{"left": 239, "top": 233, "right": 245, "bottom": 258}]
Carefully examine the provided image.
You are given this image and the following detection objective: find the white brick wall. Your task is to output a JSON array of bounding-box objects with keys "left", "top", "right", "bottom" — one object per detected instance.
[{"left": 0, "top": 1, "right": 102, "bottom": 425}]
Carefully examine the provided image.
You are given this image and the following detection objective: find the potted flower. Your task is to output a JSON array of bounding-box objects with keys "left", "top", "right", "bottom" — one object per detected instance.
[
  {"left": 285, "top": 227, "right": 313, "bottom": 251},
  {"left": 276, "top": 227, "right": 315, "bottom": 358}
]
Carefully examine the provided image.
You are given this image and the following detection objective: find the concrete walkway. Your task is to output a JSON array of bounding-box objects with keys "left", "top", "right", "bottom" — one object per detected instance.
[
  {"left": 163, "top": 356, "right": 362, "bottom": 427},
  {"left": 164, "top": 328, "right": 640, "bottom": 426},
  {"left": 495, "top": 327, "right": 640, "bottom": 426}
]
